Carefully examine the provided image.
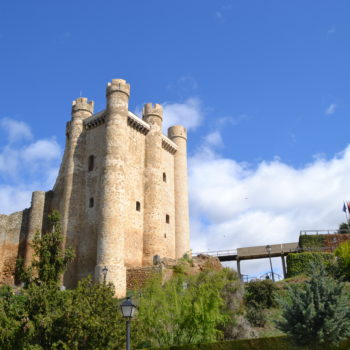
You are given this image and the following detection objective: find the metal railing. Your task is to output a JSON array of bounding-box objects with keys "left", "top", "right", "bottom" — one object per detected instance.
[
  {"left": 192, "top": 249, "right": 237, "bottom": 257},
  {"left": 299, "top": 229, "right": 339, "bottom": 236}
]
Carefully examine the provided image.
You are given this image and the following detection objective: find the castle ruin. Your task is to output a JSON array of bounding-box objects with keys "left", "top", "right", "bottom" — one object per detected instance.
[{"left": 0, "top": 78, "right": 190, "bottom": 297}]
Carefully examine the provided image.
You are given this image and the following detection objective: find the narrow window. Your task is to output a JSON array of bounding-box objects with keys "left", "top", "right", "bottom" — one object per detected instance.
[
  {"left": 136, "top": 201, "right": 141, "bottom": 211},
  {"left": 88, "top": 155, "right": 95, "bottom": 171},
  {"left": 166, "top": 214, "right": 170, "bottom": 224},
  {"left": 89, "top": 197, "right": 94, "bottom": 208},
  {"left": 164, "top": 233, "right": 167, "bottom": 238},
  {"left": 163, "top": 172, "right": 167, "bottom": 182}
]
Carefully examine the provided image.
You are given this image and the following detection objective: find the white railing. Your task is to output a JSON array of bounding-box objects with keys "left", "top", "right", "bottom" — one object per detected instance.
[
  {"left": 192, "top": 249, "right": 237, "bottom": 257},
  {"left": 299, "top": 229, "right": 339, "bottom": 236}
]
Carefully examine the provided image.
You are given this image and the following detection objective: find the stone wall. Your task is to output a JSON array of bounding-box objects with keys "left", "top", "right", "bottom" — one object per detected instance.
[
  {"left": 0, "top": 210, "right": 29, "bottom": 284},
  {"left": 126, "top": 266, "right": 162, "bottom": 290}
]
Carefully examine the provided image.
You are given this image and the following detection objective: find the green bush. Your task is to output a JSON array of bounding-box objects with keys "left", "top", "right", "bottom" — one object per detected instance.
[
  {"left": 246, "top": 303, "right": 267, "bottom": 327},
  {"left": 277, "top": 264, "right": 350, "bottom": 347},
  {"left": 244, "top": 279, "right": 277, "bottom": 308},
  {"left": 153, "top": 336, "right": 350, "bottom": 350},
  {"left": 335, "top": 241, "right": 350, "bottom": 280},
  {"left": 299, "top": 234, "right": 325, "bottom": 250},
  {"left": 286, "top": 252, "right": 336, "bottom": 278},
  {"left": 339, "top": 222, "right": 350, "bottom": 234}
]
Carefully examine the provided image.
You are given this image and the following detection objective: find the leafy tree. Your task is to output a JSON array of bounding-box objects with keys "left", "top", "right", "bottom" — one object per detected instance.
[
  {"left": 17, "top": 209, "right": 75, "bottom": 286},
  {"left": 1, "top": 211, "right": 125, "bottom": 350},
  {"left": 135, "top": 269, "right": 237, "bottom": 348},
  {"left": 277, "top": 263, "right": 350, "bottom": 347},
  {"left": 334, "top": 240, "right": 350, "bottom": 280}
]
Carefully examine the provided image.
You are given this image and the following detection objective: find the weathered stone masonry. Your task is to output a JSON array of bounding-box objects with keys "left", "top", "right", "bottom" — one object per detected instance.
[{"left": 0, "top": 78, "right": 190, "bottom": 297}]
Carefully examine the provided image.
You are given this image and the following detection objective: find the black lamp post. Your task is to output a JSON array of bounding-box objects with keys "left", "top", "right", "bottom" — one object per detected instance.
[
  {"left": 102, "top": 266, "right": 108, "bottom": 284},
  {"left": 266, "top": 245, "right": 275, "bottom": 282},
  {"left": 120, "top": 297, "right": 137, "bottom": 350}
]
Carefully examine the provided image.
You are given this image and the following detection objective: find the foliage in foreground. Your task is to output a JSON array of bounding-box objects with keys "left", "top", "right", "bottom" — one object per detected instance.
[
  {"left": 134, "top": 268, "right": 243, "bottom": 348},
  {"left": 277, "top": 263, "right": 350, "bottom": 347},
  {"left": 151, "top": 336, "right": 350, "bottom": 350},
  {"left": 0, "top": 211, "right": 125, "bottom": 350},
  {"left": 286, "top": 252, "right": 337, "bottom": 278},
  {"left": 334, "top": 240, "right": 350, "bottom": 281}
]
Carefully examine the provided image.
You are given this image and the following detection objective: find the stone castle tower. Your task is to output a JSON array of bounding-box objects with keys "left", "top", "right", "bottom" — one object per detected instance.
[{"left": 0, "top": 79, "right": 190, "bottom": 297}]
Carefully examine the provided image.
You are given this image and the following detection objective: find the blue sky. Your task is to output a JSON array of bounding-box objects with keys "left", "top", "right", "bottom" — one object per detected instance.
[{"left": 1, "top": 0, "right": 350, "bottom": 276}]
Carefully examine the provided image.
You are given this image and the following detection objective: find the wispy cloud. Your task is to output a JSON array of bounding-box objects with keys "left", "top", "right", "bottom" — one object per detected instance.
[
  {"left": 166, "top": 75, "right": 198, "bottom": 94},
  {"left": 1, "top": 117, "right": 33, "bottom": 143},
  {"left": 215, "top": 4, "right": 232, "bottom": 22},
  {"left": 162, "top": 98, "right": 203, "bottom": 132},
  {"left": 0, "top": 118, "right": 61, "bottom": 214},
  {"left": 326, "top": 26, "right": 336, "bottom": 39},
  {"left": 325, "top": 103, "right": 337, "bottom": 115}
]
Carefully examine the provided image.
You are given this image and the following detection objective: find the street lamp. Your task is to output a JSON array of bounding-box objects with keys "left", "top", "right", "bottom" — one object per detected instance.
[
  {"left": 102, "top": 266, "right": 108, "bottom": 284},
  {"left": 266, "top": 245, "right": 275, "bottom": 282},
  {"left": 120, "top": 297, "right": 137, "bottom": 350}
]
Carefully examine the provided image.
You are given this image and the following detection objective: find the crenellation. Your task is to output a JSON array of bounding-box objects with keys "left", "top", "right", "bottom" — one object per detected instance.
[{"left": 0, "top": 78, "right": 190, "bottom": 297}]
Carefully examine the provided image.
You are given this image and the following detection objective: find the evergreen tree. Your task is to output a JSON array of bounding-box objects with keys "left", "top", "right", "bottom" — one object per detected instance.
[{"left": 277, "top": 263, "right": 350, "bottom": 347}]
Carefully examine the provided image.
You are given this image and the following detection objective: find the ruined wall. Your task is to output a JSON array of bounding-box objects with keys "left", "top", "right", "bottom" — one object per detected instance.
[{"left": 0, "top": 210, "right": 29, "bottom": 283}]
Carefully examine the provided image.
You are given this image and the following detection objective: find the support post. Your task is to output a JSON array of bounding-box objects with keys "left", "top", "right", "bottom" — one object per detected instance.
[
  {"left": 281, "top": 254, "right": 287, "bottom": 279},
  {"left": 126, "top": 319, "right": 130, "bottom": 350},
  {"left": 236, "top": 258, "right": 241, "bottom": 280}
]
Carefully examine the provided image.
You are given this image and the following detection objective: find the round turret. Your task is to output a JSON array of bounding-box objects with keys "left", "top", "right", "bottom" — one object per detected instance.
[
  {"left": 71, "top": 97, "right": 94, "bottom": 117},
  {"left": 143, "top": 103, "right": 163, "bottom": 122},
  {"left": 168, "top": 125, "right": 187, "bottom": 140},
  {"left": 106, "top": 79, "right": 130, "bottom": 97}
]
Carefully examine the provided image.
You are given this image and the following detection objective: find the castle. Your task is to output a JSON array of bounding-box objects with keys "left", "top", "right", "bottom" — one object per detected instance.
[{"left": 0, "top": 79, "right": 190, "bottom": 297}]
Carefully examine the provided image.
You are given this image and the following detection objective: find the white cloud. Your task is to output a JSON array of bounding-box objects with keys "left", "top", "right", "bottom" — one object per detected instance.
[
  {"left": 204, "top": 131, "right": 223, "bottom": 148},
  {"left": 326, "top": 103, "right": 337, "bottom": 115},
  {"left": 189, "top": 133, "right": 350, "bottom": 276},
  {"left": 1, "top": 117, "right": 33, "bottom": 143},
  {"left": 22, "top": 139, "right": 61, "bottom": 161},
  {"left": 0, "top": 119, "right": 62, "bottom": 214},
  {"left": 163, "top": 98, "right": 203, "bottom": 132}
]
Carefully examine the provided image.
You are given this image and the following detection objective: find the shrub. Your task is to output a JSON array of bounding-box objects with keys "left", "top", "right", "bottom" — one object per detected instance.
[
  {"left": 339, "top": 222, "right": 350, "bottom": 234},
  {"left": 334, "top": 240, "right": 350, "bottom": 280},
  {"left": 286, "top": 252, "right": 336, "bottom": 278},
  {"left": 246, "top": 303, "right": 267, "bottom": 327},
  {"left": 299, "top": 234, "right": 325, "bottom": 250},
  {"left": 244, "top": 279, "right": 277, "bottom": 309},
  {"left": 277, "top": 263, "right": 350, "bottom": 347}
]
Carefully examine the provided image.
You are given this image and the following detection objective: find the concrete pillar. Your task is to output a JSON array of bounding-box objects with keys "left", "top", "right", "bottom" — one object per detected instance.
[
  {"left": 95, "top": 79, "right": 130, "bottom": 298},
  {"left": 61, "top": 97, "right": 94, "bottom": 287},
  {"left": 281, "top": 255, "right": 287, "bottom": 279},
  {"left": 24, "top": 191, "right": 45, "bottom": 266},
  {"left": 142, "top": 103, "right": 164, "bottom": 265},
  {"left": 168, "top": 126, "right": 190, "bottom": 258},
  {"left": 237, "top": 259, "right": 241, "bottom": 280}
]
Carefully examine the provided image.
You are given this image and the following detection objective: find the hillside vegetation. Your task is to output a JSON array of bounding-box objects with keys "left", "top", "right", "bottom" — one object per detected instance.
[{"left": 1, "top": 213, "right": 350, "bottom": 349}]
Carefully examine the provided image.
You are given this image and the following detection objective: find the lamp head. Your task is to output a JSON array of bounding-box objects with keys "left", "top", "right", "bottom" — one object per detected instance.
[
  {"left": 120, "top": 297, "right": 137, "bottom": 319},
  {"left": 102, "top": 266, "right": 108, "bottom": 278}
]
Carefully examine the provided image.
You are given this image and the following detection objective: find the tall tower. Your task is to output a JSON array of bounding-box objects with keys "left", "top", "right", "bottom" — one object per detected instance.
[
  {"left": 62, "top": 97, "right": 94, "bottom": 286},
  {"left": 168, "top": 126, "right": 190, "bottom": 258},
  {"left": 95, "top": 79, "right": 130, "bottom": 297},
  {"left": 142, "top": 103, "right": 164, "bottom": 265}
]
